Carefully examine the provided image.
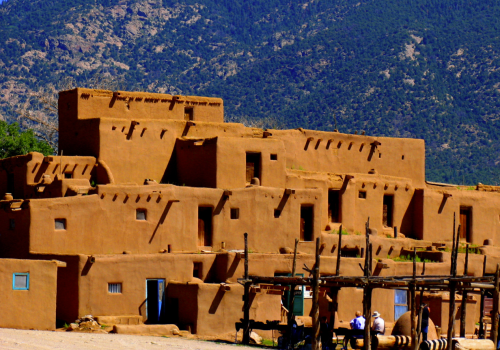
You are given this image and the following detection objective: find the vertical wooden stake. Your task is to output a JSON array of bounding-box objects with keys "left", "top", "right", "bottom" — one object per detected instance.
[
  {"left": 336, "top": 224, "right": 343, "bottom": 276},
  {"left": 411, "top": 248, "right": 417, "bottom": 350},
  {"left": 312, "top": 237, "right": 321, "bottom": 350},
  {"left": 447, "top": 282, "right": 456, "bottom": 350},
  {"left": 416, "top": 261, "right": 426, "bottom": 345},
  {"left": 242, "top": 233, "right": 250, "bottom": 345},
  {"left": 365, "top": 218, "right": 370, "bottom": 278},
  {"left": 287, "top": 238, "right": 299, "bottom": 345},
  {"left": 451, "top": 213, "right": 456, "bottom": 276},
  {"left": 479, "top": 255, "right": 487, "bottom": 339},
  {"left": 491, "top": 263, "right": 500, "bottom": 345},
  {"left": 459, "top": 244, "right": 469, "bottom": 338},
  {"left": 363, "top": 287, "right": 372, "bottom": 350}
]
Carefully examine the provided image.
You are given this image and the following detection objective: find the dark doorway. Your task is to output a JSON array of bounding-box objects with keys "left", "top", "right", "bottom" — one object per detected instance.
[
  {"left": 146, "top": 279, "right": 166, "bottom": 324},
  {"left": 460, "top": 207, "right": 472, "bottom": 242},
  {"left": 246, "top": 152, "right": 261, "bottom": 184},
  {"left": 328, "top": 190, "right": 341, "bottom": 223},
  {"left": 300, "top": 205, "right": 314, "bottom": 241},
  {"left": 193, "top": 262, "right": 202, "bottom": 279},
  {"left": 184, "top": 107, "right": 194, "bottom": 121},
  {"left": 383, "top": 195, "right": 394, "bottom": 227},
  {"left": 198, "top": 207, "right": 213, "bottom": 247},
  {"left": 7, "top": 172, "right": 14, "bottom": 194}
]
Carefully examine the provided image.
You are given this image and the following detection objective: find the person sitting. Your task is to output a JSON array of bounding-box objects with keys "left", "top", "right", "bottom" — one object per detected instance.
[
  {"left": 343, "top": 311, "right": 365, "bottom": 350},
  {"left": 371, "top": 311, "right": 385, "bottom": 335}
]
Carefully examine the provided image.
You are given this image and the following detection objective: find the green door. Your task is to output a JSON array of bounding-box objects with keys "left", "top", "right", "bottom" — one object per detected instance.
[{"left": 274, "top": 273, "right": 304, "bottom": 316}]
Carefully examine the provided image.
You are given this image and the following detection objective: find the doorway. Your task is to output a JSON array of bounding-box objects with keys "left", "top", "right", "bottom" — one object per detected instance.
[
  {"left": 460, "top": 207, "right": 472, "bottom": 242},
  {"left": 300, "top": 205, "right": 314, "bottom": 241},
  {"left": 383, "top": 195, "right": 394, "bottom": 227},
  {"left": 275, "top": 273, "right": 304, "bottom": 316},
  {"left": 328, "top": 190, "right": 341, "bottom": 223},
  {"left": 198, "top": 207, "right": 213, "bottom": 247},
  {"left": 146, "top": 279, "right": 166, "bottom": 324},
  {"left": 246, "top": 152, "right": 261, "bottom": 184}
]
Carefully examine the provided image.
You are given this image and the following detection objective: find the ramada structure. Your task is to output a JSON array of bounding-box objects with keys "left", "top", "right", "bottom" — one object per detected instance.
[{"left": 2, "top": 88, "right": 500, "bottom": 341}]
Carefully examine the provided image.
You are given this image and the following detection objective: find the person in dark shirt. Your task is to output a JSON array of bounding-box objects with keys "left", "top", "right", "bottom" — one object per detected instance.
[
  {"left": 320, "top": 316, "right": 332, "bottom": 350},
  {"left": 421, "top": 304, "right": 430, "bottom": 342}
]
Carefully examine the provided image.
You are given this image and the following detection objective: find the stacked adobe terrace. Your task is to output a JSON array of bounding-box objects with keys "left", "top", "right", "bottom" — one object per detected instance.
[{"left": 1, "top": 88, "right": 500, "bottom": 337}]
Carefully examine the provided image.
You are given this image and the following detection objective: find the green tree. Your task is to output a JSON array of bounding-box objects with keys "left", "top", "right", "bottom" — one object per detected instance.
[{"left": 0, "top": 122, "right": 54, "bottom": 159}]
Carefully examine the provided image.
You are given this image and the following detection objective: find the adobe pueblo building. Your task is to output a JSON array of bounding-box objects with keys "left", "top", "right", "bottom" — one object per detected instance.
[{"left": 1, "top": 88, "right": 500, "bottom": 339}]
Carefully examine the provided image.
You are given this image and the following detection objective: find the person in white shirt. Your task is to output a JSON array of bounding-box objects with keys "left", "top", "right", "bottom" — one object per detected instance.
[{"left": 371, "top": 311, "right": 385, "bottom": 335}]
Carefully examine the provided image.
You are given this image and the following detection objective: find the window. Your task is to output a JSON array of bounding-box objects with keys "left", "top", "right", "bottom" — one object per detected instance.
[
  {"left": 230, "top": 208, "right": 239, "bottom": 220},
  {"left": 55, "top": 219, "right": 66, "bottom": 230},
  {"left": 136, "top": 209, "right": 147, "bottom": 221},
  {"left": 64, "top": 172, "right": 73, "bottom": 179},
  {"left": 394, "top": 289, "right": 408, "bottom": 321},
  {"left": 13, "top": 273, "right": 29, "bottom": 290},
  {"left": 108, "top": 283, "right": 122, "bottom": 294},
  {"left": 270, "top": 154, "right": 278, "bottom": 161},
  {"left": 300, "top": 205, "right": 314, "bottom": 241},
  {"left": 9, "top": 219, "right": 15, "bottom": 230},
  {"left": 358, "top": 191, "right": 367, "bottom": 199}
]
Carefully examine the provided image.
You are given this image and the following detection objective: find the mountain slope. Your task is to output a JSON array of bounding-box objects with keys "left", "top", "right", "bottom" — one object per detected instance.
[{"left": 1, "top": 0, "right": 500, "bottom": 184}]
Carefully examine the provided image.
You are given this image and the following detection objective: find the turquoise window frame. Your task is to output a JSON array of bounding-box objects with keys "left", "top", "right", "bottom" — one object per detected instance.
[{"left": 13, "top": 273, "right": 29, "bottom": 290}]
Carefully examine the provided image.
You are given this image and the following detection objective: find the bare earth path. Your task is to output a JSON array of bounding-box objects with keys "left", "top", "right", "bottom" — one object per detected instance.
[{"left": 0, "top": 328, "right": 256, "bottom": 350}]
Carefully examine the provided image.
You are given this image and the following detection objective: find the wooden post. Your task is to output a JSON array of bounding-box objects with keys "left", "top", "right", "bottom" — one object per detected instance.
[
  {"left": 287, "top": 239, "right": 299, "bottom": 346},
  {"left": 479, "top": 255, "right": 487, "bottom": 339},
  {"left": 311, "top": 237, "right": 321, "bottom": 350},
  {"left": 364, "top": 287, "right": 373, "bottom": 350},
  {"left": 242, "top": 233, "right": 251, "bottom": 344},
  {"left": 416, "top": 261, "right": 426, "bottom": 344},
  {"left": 336, "top": 224, "right": 343, "bottom": 276},
  {"left": 450, "top": 213, "right": 456, "bottom": 276},
  {"left": 365, "top": 218, "right": 370, "bottom": 278},
  {"left": 459, "top": 244, "right": 469, "bottom": 338},
  {"left": 411, "top": 248, "right": 417, "bottom": 350},
  {"left": 490, "top": 263, "right": 499, "bottom": 346}
]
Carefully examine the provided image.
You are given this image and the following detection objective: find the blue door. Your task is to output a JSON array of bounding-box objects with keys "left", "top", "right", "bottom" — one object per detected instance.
[
  {"left": 146, "top": 279, "right": 166, "bottom": 323},
  {"left": 394, "top": 289, "right": 408, "bottom": 321}
]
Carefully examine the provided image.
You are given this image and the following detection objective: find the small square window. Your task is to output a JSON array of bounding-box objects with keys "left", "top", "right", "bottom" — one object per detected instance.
[
  {"left": 13, "top": 273, "right": 29, "bottom": 290},
  {"left": 64, "top": 172, "right": 73, "bottom": 179},
  {"left": 230, "top": 208, "right": 239, "bottom": 220},
  {"left": 108, "top": 283, "right": 122, "bottom": 294},
  {"left": 274, "top": 209, "right": 281, "bottom": 218},
  {"left": 136, "top": 209, "right": 147, "bottom": 221},
  {"left": 270, "top": 154, "right": 278, "bottom": 161},
  {"left": 358, "top": 191, "right": 367, "bottom": 199},
  {"left": 9, "top": 219, "right": 15, "bottom": 230},
  {"left": 55, "top": 219, "right": 66, "bottom": 230}
]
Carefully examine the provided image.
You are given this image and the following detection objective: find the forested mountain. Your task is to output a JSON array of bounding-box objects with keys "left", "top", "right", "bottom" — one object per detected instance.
[{"left": 1, "top": 0, "right": 500, "bottom": 184}]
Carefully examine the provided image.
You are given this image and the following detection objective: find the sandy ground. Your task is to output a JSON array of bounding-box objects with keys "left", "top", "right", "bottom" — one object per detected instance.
[{"left": 0, "top": 328, "right": 257, "bottom": 350}]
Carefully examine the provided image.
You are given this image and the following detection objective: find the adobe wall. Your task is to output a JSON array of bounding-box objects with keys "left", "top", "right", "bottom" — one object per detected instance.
[
  {"left": 74, "top": 253, "right": 219, "bottom": 322},
  {"left": 27, "top": 185, "right": 322, "bottom": 255},
  {"left": 176, "top": 137, "right": 287, "bottom": 189},
  {"left": 0, "top": 200, "right": 31, "bottom": 259},
  {"left": 0, "top": 258, "right": 59, "bottom": 330},
  {"left": 286, "top": 171, "right": 419, "bottom": 237},
  {"left": 167, "top": 283, "right": 281, "bottom": 335},
  {"left": 421, "top": 188, "right": 500, "bottom": 245},
  {"left": 0, "top": 152, "right": 96, "bottom": 200},
  {"left": 270, "top": 129, "right": 426, "bottom": 188}
]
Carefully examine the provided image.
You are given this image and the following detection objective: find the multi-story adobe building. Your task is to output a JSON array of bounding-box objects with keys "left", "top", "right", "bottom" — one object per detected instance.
[{"left": 1, "top": 88, "right": 500, "bottom": 338}]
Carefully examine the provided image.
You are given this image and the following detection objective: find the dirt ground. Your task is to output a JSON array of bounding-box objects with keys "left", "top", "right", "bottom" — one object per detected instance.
[{"left": 0, "top": 328, "right": 257, "bottom": 350}]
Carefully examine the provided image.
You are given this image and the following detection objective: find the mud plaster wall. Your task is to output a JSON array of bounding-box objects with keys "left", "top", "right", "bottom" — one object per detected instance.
[
  {"left": 270, "top": 129, "right": 426, "bottom": 188},
  {"left": 167, "top": 283, "right": 281, "bottom": 335},
  {"left": 0, "top": 203, "right": 31, "bottom": 258},
  {"left": 75, "top": 254, "right": 219, "bottom": 321},
  {"left": 0, "top": 259, "right": 58, "bottom": 330},
  {"left": 27, "top": 186, "right": 322, "bottom": 255},
  {"left": 422, "top": 189, "right": 500, "bottom": 245}
]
